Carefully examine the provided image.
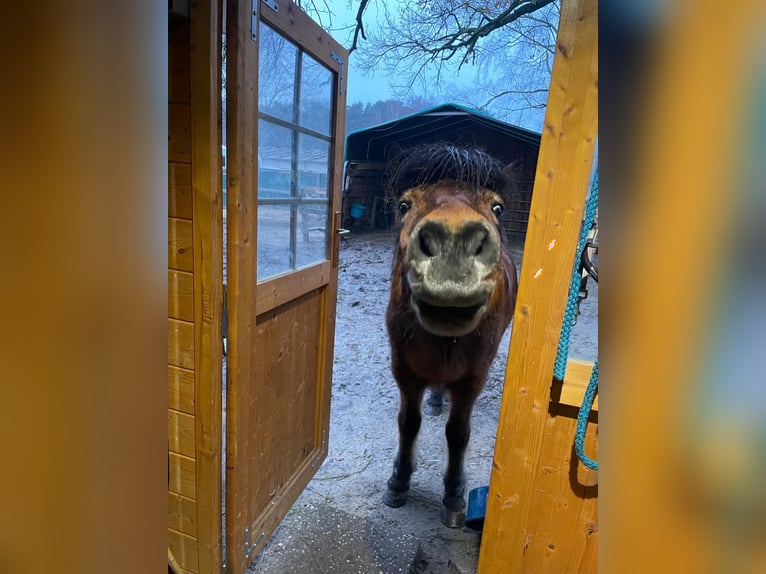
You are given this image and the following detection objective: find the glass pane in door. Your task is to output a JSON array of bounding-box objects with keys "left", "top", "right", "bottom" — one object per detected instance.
[
  {"left": 257, "top": 204, "right": 292, "bottom": 278},
  {"left": 258, "top": 23, "right": 297, "bottom": 122},
  {"left": 299, "top": 53, "right": 333, "bottom": 136},
  {"left": 259, "top": 120, "right": 293, "bottom": 200},
  {"left": 296, "top": 203, "right": 328, "bottom": 268},
  {"left": 297, "top": 134, "right": 329, "bottom": 200}
]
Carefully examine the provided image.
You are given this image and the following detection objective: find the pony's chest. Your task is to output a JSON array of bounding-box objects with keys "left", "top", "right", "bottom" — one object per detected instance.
[{"left": 403, "top": 336, "right": 482, "bottom": 383}]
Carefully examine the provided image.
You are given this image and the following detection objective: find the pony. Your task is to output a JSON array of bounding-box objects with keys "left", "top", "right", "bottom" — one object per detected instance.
[{"left": 382, "top": 143, "right": 518, "bottom": 527}]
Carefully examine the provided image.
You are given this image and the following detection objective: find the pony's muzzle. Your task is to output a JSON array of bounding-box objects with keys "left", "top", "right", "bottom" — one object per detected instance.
[
  {"left": 406, "top": 218, "right": 501, "bottom": 336},
  {"left": 407, "top": 220, "right": 500, "bottom": 300},
  {"left": 413, "top": 219, "right": 496, "bottom": 264}
]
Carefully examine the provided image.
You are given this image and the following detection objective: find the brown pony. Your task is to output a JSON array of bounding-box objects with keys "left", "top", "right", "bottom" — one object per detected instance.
[{"left": 382, "top": 143, "right": 518, "bottom": 527}]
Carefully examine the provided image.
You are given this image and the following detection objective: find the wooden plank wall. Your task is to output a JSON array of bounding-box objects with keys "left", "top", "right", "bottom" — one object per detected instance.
[
  {"left": 168, "top": 3, "right": 223, "bottom": 573},
  {"left": 168, "top": 18, "right": 200, "bottom": 574},
  {"left": 477, "top": 0, "right": 599, "bottom": 571}
]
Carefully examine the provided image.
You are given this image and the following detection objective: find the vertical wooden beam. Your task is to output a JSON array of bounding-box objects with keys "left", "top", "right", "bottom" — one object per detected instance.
[
  {"left": 317, "top": 19, "right": 348, "bottom": 490},
  {"left": 477, "top": 0, "right": 598, "bottom": 571},
  {"left": 168, "top": 17, "right": 199, "bottom": 572},
  {"left": 225, "top": 0, "right": 259, "bottom": 572},
  {"left": 191, "top": 0, "right": 223, "bottom": 572}
]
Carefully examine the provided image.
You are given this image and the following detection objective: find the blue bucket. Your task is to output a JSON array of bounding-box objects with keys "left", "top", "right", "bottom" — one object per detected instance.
[
  {"left": 349, "top": 203, "right": 367, "bottom": 219},
  {"left": 464, "top": 485, "right": 489, "bottom": 531}
]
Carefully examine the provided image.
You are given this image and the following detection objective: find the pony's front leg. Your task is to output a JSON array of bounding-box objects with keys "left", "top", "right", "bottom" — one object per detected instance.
[
  {"left": 383, "top": 384, "right": 425, "bottom": 508},
  {"left": 442, "top": 385, "right": 478, "bottom": 527}
]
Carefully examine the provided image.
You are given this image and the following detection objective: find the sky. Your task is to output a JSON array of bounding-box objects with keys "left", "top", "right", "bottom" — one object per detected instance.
[
  {"left": 318, "top": 1, "right": 396, "bottom": 104},
  {"left": 345, "top": 60, "right": 393, "bottom": 104}
]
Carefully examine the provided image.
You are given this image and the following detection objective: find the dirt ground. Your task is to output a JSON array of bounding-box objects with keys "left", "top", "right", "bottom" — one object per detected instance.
[{"left": 246, "top": 229, "right": 598, "bottom": 574}]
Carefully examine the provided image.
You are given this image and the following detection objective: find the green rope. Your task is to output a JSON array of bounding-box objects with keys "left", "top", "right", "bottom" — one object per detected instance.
[
  {"left": 575, "top": 360, "right": 599, "bottom": 470},
  {"left": 554, "top": 170, "right": 598, "bottom": 380},
  {"left": 554, "top": 169, "right": 599, "bottom": 470}
]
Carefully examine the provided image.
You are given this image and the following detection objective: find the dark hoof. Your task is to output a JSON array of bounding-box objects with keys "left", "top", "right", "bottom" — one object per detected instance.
[
  {"left": 423, "top": 402, "right": 442, "bottom": 416},
  {"left": 442, "top": 507, "right": 466, "bottom": 528},
  {"left": 383, "top": 489, "right": 408, "bottom": 508},
  {"left": 424, "top": 391, "right": 444, "bottom": 416}
]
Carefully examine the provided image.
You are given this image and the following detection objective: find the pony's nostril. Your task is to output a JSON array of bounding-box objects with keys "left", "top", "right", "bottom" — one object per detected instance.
[
  {"left": 420, "top": 232, "right": 435, "bottom": 257},
  {"left": 466, "top": 227, "right": 489, "bottom": 258},
  {"left": 417, "top": 223, "right": 443, "bottom": 258}
]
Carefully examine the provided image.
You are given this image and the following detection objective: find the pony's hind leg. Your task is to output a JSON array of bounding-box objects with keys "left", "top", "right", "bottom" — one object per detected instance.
[
  {"left": 442, "top": 384, "right": 478, "bottom": 527},
  {"left": 423, "top": 389, "right": 444, "bottom": 416},
  {"left": 383, "top": 385, "right": 425, "bottom": 508}
]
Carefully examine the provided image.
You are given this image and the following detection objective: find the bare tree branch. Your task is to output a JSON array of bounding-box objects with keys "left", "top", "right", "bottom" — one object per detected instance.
[
  {"left": 349, "top": 0, "right": 556, "bottom": 61},
  {"left": 294, "top": 0, "right": 335, "bottom": 28},
  {"left": 348, "top": 0, "right": 372, "bottom": 55},
  {"left": 481, "top": 88, "right": 549, "bottom": 108},
  {"left": 419, "top": 0, "right": 557, "bottom": 65}
]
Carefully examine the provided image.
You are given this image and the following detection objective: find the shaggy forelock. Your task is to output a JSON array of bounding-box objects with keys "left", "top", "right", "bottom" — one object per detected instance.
[{"left": 384, "top": 143, "right": 508, "bottom": 199}]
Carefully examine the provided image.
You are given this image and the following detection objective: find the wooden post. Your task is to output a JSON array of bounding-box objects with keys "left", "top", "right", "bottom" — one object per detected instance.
[
  {"left": 477, "top": 0, "right": 599, "bottom": 571},
  {"left": 191, "top": 0, "right": 223, "bottom": 572},
  {"left": 224, "top": 0, "right": 259, "bottom": 572}
]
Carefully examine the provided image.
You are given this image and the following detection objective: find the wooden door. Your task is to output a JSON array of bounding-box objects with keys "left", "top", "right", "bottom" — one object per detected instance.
[{"left": 225, "top": 1, "right": 347, "bottom": 573}]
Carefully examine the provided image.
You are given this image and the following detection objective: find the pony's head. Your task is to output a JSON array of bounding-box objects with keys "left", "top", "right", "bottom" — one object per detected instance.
[{"left": 386, "top": 143, "right": 514, "bottom": 337}]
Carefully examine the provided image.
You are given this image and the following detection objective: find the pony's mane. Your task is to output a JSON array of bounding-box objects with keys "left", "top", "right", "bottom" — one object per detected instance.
[{"left": 384, "top": 143, "right": 509, "bottom": 200}]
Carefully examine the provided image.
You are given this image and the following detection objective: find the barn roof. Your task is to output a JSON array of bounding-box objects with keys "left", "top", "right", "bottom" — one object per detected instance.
[{"left": 344, "top": 103, "right": 541, "bottom": 162}]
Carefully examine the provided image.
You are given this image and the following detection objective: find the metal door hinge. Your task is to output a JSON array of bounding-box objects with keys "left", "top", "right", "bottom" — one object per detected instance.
[
  {"left": 251, "top": 0, "right": 258, "bottom": 41},
  {"left": 330, "top": 51, "right": 345, "bottom": 95},
  {"left": 244, "top": 527, "right": 265, "bottom": 559},
  {"left": 262, "top": 0, "right": 279, "bottom": 12},
  {"left": 311, "top": 429, "right": 327, "bottom": 467},
  {"left": 222, "top": 283, "right": 228, "bottom": 356}
]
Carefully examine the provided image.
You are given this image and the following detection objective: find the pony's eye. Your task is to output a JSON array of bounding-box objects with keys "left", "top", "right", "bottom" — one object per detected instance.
[
  {"left": 491, "top": 202, "right": 504, "bottom": 218},
  {"left": 398, "top": 200, "right": 412, "bottom": 216}
]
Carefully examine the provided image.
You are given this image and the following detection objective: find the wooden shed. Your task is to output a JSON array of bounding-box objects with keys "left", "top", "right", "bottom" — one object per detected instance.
[{"left": 342, "top": 104, "right": 541, "bottom": 239}]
